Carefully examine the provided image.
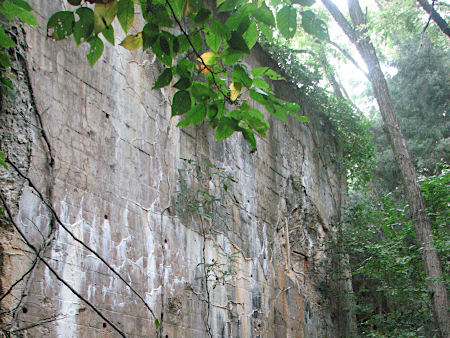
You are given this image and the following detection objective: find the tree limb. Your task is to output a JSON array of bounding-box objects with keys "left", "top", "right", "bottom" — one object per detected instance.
[
  {"left": 417, "top": 0, "right": 450, "bottom": 38},
  {"left": 0, "top": 192, "right": 128, "bottom": 338}
]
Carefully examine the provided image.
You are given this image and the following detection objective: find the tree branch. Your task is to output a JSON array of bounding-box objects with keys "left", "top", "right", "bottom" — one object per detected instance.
[
  {"left": 0, "top": 192, "right": 128, "bottom": 338},
  {"left": 327, "top": 40, "right": 368, "bottom": 78},
  {"left": 321, "top": 0, "right": 358, "bottom": 42},
  {"left": 417, "top": 0, "right": 450, "bottom": 38},
  {"left": 5, "top": 159, "right": 157, "bottom": 320}
]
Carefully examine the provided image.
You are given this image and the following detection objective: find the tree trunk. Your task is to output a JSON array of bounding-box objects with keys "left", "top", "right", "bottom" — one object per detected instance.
[
  {"left": 416, "top": 0, "right": 450, "bottom": 39},
  {"left": 321, "top": 0, "right": 450, "bottom": 336}
]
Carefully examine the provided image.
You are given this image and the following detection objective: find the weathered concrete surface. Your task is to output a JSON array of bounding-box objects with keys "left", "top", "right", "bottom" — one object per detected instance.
[{"left": 0, "top": 2, "right": 347, "bottom": 337}]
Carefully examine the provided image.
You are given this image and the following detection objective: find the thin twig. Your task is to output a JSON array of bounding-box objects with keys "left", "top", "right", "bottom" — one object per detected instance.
[
  {"left": 5, "top": 159, "right": 157, "bottom": 320},
  {"left": 327, "top": 40, "right": 369, "bottom": 78},
  {"left": 0, "top": 257, "right": 38, "bottom": 303},
  {"left": 0, "top": 192, "right": 128, "bottom": 338},
  {"left": 419, "top": 0, "right": 435, "bottom": 51},
  {"left": 165, "top": 0, "right": 226, "bottom": 98}
]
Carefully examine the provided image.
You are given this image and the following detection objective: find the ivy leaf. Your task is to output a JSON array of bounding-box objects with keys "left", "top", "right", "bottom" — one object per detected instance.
[
  {"left": 87, "top": 36, "right": 104, "bottom": 67},
  {"left": 210, "top": 20, "right": 231, "bottom": 40},
  {"left": 242, "top": 128, "right": 256, "bottom": 148},
  {"left": 172, "top": 90, "right": 192, "bottom": 115},
  {"left": 205, "top": 31, "right": 221, "bottom": 53},
  {"left": 301, "top": 11, "right": 329, "bottom": 40},
  {"left": 233, "top": 65, "right": 252, "bottom": 88},
  {"left": 142, "top": 24, "right": 159, "bottom": 50},
  {"left": 74, "top": 7, "right": 94, "bottom": 45},
  {"left": 253, "top": 2, "right": 275, "bottom": 27},
  {"left": 102, "top": 24, "right": 115, "bottom": 45},
  {"left": 153, "top": 68, "right": 173, "bottom": 89},
  {"left": 292, "top": 0, "right": 315, "bottom": 6},
  {"left": 229, "top": 82, "right": 242, "bottom": 101},
  {"left": 47, "top": 11, "right": 74, "bottom": 40},
  {"left": 194, "top": 8, "right": 211, "bottom": 23},
  {"left": 227, "top": 31, "right": 250, "bottom": 54},
  {"left": 117, "top": 0, "right": 135, "bottom": 33},
  {"left": 119, "top": 32, "right": 143, "bottom": 50},
  {"left": 94, "top": 0, "right": 118, "bottom": 33},
  {"left": 68, "top": 0, "right": 82, "bottom": 5},
  {"left": 191, "top": 82, "right": 210, "bottom": 101},
  {"left": 252, "top": 77, "right": 273, "bottom": 94},
  {"left": 0, "top": 28, "right": 16, "bottom": 48},
  {"left": 154, "top": 319, "right": 160, "bottom": 329},
  {"left": 177, "top": 104, "right": 207, "bottom": 126},
  {"left": 277, "top": 6, "right": 296, "bottom": 39}
]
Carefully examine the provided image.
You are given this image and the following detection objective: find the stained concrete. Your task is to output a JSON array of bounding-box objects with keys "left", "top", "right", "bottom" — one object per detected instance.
[{"left": 0, "top": 2, "right": 348, "bottom": 337}]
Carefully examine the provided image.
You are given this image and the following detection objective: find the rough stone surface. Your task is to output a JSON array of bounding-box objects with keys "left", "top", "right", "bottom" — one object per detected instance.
[{"left": 0, "top": 2, "right": 347, "bottom": 337}]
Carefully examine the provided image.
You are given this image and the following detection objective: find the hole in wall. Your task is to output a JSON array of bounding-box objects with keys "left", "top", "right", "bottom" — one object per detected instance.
[
  {"left": 103, "top": 323, "right": 107, "bottom": 328},
  {"left": 105, "top": 113, "right": 109, "bottom": 119},
  {"left": 22, "top": 308, "right": 28, "bottom": 314},
  {"left": 104, "top": 215, "right": 108, "bottom": 220}
]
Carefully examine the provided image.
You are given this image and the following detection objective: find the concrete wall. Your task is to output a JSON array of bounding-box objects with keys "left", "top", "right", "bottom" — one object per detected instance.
[{"left": 0, "top": 2, "right": 347, "bottom": 337}]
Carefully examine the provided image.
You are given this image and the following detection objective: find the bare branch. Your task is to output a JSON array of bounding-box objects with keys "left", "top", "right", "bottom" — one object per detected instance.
[
  {"left": 5, "top": 159, "right": 157, "bottom": 320},
  {"left": 417, "top": 0, "right": 450, "bottom": 38},
  {"left": 327, "top": 40, "right": 369, "bottom": 78},
  {"left": 0, "top": 257, "right": 38, "bottom": 303},
  {"left": 0, "top": 192, "right": 128, "bottom": 338}
]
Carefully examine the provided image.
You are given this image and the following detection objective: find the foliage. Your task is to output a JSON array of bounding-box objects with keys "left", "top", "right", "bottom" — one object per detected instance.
[
  {"left": 45, "top": 0, "right": 335, "bottom": 150},
  {"left": 335, "top": 167, "right": 450, "bottom": 338},
  {"left": 370, "top": 37, "right": 450, "bottom": 194},
  {"left": 0, "top": 0, "right": 36, "bottom": 96}
]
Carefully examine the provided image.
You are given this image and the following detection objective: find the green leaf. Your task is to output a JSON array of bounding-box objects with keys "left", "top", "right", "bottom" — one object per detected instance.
[
  {"left": 198, "top": 51, "right": 219, "bottom": 66},
  {"left": 172, "top": 90, "right": 192, "bottom": 115},
  {"left": 301, "top": 11, "right": 329, "bottom": 40},
  {"left": 227, "top": 31, "right": 250, "bottom": 54},
  {"left": 154, "top": 319, "right": 160, "bottom": 329},
  {"left": 237, "top": 16, "right": 251, "bottom": 35},
  {"left": 216, "top": 117, "right": 240, "bottom": 141},
  {"left": 173, "top": 77, "right": 191, "bottom": 90},
  {"left": 188, "top": 104, "right": 207, "bottom": 125},
  {"left": 253, "top": 2, "right": 275, "bottom": 27},
  {"left": 242, "top": 21, "right": 258, "bottom": 50},
  {"left": 194, "top": 8, "right": 211, "bottom": 23},
  {"left": 159, "top": 35, "right": 171, "bottom": 55},
  {"left": 145, "top": 4, "right": 172, "bottom": 27},
  {"left": 205, "top": 31, "right": 221, "bottom": 53},
  {"left": 177, "top": 34, "right": 190, "bottom": 53},
  {"left": 191, "top": 82, "right": 210, "bottom": 101},
  {"left": 219, "top": 0, "right": 248, "bottom": 12},
  {"left": 0, "top": 151, "right": 7, "bottom": 169},
  {"left": 142, "top": 24, "right": 159, "bottom": 50},
  {"left": 118, "top": 0, "right": 135, "bottom": 33},
  {"left": 277, "top": 6, "right": 296, "bottom": 39},
  {"left": 119, "top": 32, "right": 143, "bottom": 50},
  {"left": 94, "top": 0, "right": 119, "bottom": 34},
  {"left": 74, "top": 7, "right": 94, "bottom": 45},
  {"left": 257, "top": 21, "right": 272, "bottom": 39},
  {"left": 250, "top": 67, "right": 285, "bottom": 80},
  {"left": 225, "top": 4, "right": 251, "bottom": 29},
  {"left": 12, "top": 0, "right": 33, "bottom": 11},
  {"left": 242, "top": 128, "right": 256, "bottom": 148},
  {"left": 0, "top": 51, "right": 11, "bottom": 68},
  {"left": 292, "top": 0, "right": 315, "bottom": 6},
  {"left": 0, "top": 28, "right": 16, "bottom": 48},
  {"left": 47, "top": 11, "right": 74, "bottom": 40},
  {"left": 222, "top": 48, "right": 245, "bottom": 65},
  {"left": 153, "top": 68, "right": 173, "bottom": 89},
  {"left": 3, "top": 1, "right": 37, "bottom": 25},
  {"left": 87, "top": 36, "right": 104, "bottom": 67},
  {"left": 176, "top": 58, "right": 194, "bottom": 78},
  {"left": 233, "top": 65, "right": 252, "bottom": 88},
  {"left": 190, "top": 32, "right": 203, "bottom": 52},
  {"left": 210, "top": 20, "right": 231, "bottom": 40},
  {"left": 252, "top": 77, "right": 273, "bottom": 94},
  {"left": 102, "top": 24, "right": 115, "bottom": 45}
]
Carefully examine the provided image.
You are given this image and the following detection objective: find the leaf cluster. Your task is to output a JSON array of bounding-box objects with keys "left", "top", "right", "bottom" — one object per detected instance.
[
  {"left": 46, "top": 0, "right": 332, "bottom": 149},
  {"left": 0, "top": 0, "right": 36, "bottom": 96}
]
